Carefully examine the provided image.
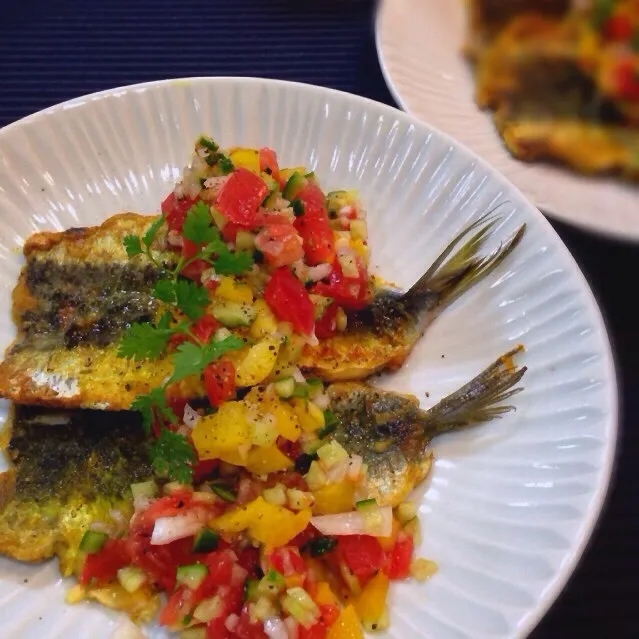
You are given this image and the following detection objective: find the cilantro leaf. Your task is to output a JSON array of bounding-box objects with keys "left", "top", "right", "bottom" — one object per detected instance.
[
  {"left": 131, "top": 387, "right": 176, "bottom": 435},
  {"left": 123, "top": 235, "right": 143, "bottom": 257},
  {"left": 153, "top": 279, "right": 177, "bottom": 304},
  {"left": 143, "top": 215, "right": 165, "bottom": 249},
  {"left": 169, "top": 334, "right": 244, "bottom": 384},
  {"left": 214, "top": 249, "right": 253, "bottom": 275},
  {"left": 174, "top": 278, "right": 209, "bottom": 320},
  {"left": 216, "top": 155, "right": 234, "bottom": 175},
  {"left": 118, "top": 322, "right": 174, "bottom": 360},
  {"left": 150, "top": 428, "right": 196, "bottom": 483},
  {"left": 182, "top": 202, "right": 218, "bottom": 245}
]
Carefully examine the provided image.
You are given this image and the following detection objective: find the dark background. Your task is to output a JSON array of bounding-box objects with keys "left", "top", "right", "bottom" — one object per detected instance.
[{"left": 1, "top": 0, "right": 636, "bottom": 636}]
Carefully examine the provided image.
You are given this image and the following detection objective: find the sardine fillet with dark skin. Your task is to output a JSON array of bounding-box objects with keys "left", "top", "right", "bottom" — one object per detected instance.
[{"left": 0, "top": 210, "right": 525, "bottom": 408}]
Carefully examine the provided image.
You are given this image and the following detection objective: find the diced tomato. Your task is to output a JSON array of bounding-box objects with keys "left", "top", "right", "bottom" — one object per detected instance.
[
  {"left": 131, "top": 536, "right": 196, "bottom": 591},
  {"left": 203, "top": 551, "right": 234, "bottom": 586},
  {"left": 314, "top": 302, "right": 339, "bottom": 339},
  {"left": 161, "top": 193, "right": 199, "bottom": 233},
  {"left": 132, "top": 494, "right": 195, "bottom": 533},
  {"left": 236, "top": 546, "right": 261, "bottom": 578},
  {"left": 300, "top": 622, "right": 328, "bottom": 639},
  {"left": 268, "top": 547, "right": 307, "bottom": 578},
  {"left": 192, "top": 315, "right": 221, "bottom": 344},
  {"left": 216, "top": 168, "right": 268, "bottom": 226},
  {"left": 338, "top": 535, "right": 385, "bottom": 584},
  {"left": 205, "top": 586, "right": 245, "bottom": 638},
  {"left": 319, "top": 604, "right": 340, "bottom": 627},
  {"left": 294, "top": 211, "right": 335, "bottom": 266},
  {"left": 603, "top": 14, "right": 634, "bottom": 41},
  {"left": 254, "top": 223, "right": 304, "bottom": 268},
  {"left": 235, "top": 608, "right": 268, "bottom": 639},
  {"left": 385, "top": 532, "right": 414, "bottom": 580},
  {"left": 259, "top": 147, "right": 282, "bottom": 185},
  {"left": 310, "top": 260, "right": 370, "bottom": 310},
  {"left": 193, "top": 459, "right": 219, "bottom": 484},
  {"left": 290, "top": 524, "right": 319, "bottom": 549},
  {"left": 297, "top": 182, "right": 326, "bottom": 212},
  {"left": 253, "top": 211, "right": 291, "bottom": 227},
  {"left": 203, "top": 360, "right": 236, "bottom": 407},
  {"left": 181, "top": 237, "right": 208, "bottom": 281},
  {"left": 206, "top": 617, "right": 232, "bottom": 639},
  {"left": 168, "top": 396, "right": 188, "bottom": 422},
  {"left": 615, "top": 59, "right": 639, "bottom": 100},
  {"left": 221, "top": 221, "right": 243, "bottom": 243},
  {"left": 80, "top": 538, "right": 131, "bottom": 586},
  {"left": 276, "top": 437, "right": 303, "bottom": 462},
  {"left": 159, "top": 586, "right": 192, "bottom": 627},
  {"left": 264, "top": 267, "right": 315, "bottom": 336}
]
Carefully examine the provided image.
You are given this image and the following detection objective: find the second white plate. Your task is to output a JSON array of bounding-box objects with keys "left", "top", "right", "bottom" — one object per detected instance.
[{"left": 375, "top": 0, "right": 639, "bottom": 242}]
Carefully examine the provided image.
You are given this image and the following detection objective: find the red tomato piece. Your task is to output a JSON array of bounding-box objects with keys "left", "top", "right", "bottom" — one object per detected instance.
[
  {"left": 314, "top": 302, "right": 339, "bottom": 339},
  {"left": 297, "top": 182, "right": 326, "bottom": 211},
  {"left": 221, "top": 221, "right": 243, "bottom": 243},
  {"left": 167, "top": 396, "right": 188, "bottom": 422},
  {"left": 254, "top": 223, "right": 304, "bottom": 268},
  {"left": 131, "top": 536, "right": 196, "bottom": 591},
  {"left": 310, "top": 260, "right": 370, "bottom": 310},
  {"left": 603, "top": 15, "right": 634, "bottom": 41},
  {"left": 615, "top": 59, "right": 639, "bottom": 100},
  {"left": 236, "top": 546, "right": 261, "bottom": 578},
  {"left": 385, "top": 532, "right": 414, "bottom": 580},
  {"left": 192, "top": 315, "right": 221, "bottom": 344},
  {"left": 216, "top": 169, "right": 268, "bottom": 226},
  {"left": 259, "top": 147, "right": 282, "bottom": 185},
  {"left": 268, "top": 547, "right": 306, "bottom": 578},
  {"left": 132, "top": 494, "right": 194, "bottom": 533},
  {"left": 203, "top": 360, "right": 236, "bottom": 407},
  {"left": 80, "top": 539, "right": 131, "bottom": 586},
  {"left": 235, "top": 608, "right": 268, "bottom": 639},
  {"left": 161, "top": 193, "right": 199, "bottom": 233},
  {"left": 159, "top": 586, "right": 192, "bottom": 627},
  {"left": 264, "top": 267, "right": 315, "bottom": 336},
  {"left": 319, "top": 604, "right": 340, "bottom": 627},
  {"left": 193, "top": 459, "right": 219, "bottom": 484},
  {"left": 294, "top": 211, "right": 335, "bottom": 266},
  {"left": 206, "top": 617, "right": 232, "bottom": 639},
  {"left": 180, "top": 237, "right": 208, "bottom": 281},
  {"left": 338, "top": 535, "right": 385, "bottom": 583},
  {"left": 300, "top": 622, "right": 328, "bottom": 639}
]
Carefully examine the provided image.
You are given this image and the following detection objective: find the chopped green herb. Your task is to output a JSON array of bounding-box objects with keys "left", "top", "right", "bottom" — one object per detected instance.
[
  {"left": 182, "top": 201, "right": 218, "bottom": 245},
  {"left": 198, "top": 136, "right": 219, "bottom": 153},
  {"left": 150, "top": 429, "right": 196, "bottom": 484},
  {"left": 318, "top": 410, "right": 339, "bottom": 439},
  {"left": 142, "top": 215, "right": 165, "bottom": 249},
  {"left": 131, "top": 387, "right": 178, "bottom": 435},
  {"left": 174, "top": 278, "right": 210, "bottom": 320},
  {"left": 211, "top": 484, "right": 236, "bottom": 503},
  {"left": 169, "top": 335, "right": 244, "bottom": 384},
  {"left": 123, "top": 234, "right": 143, "bottom": 257},
  {"left": 300, "top": 536, "right": 337, "bottom": 557},
  {"left": 117, "top": 322, "right": 174, "bottom": 361}
]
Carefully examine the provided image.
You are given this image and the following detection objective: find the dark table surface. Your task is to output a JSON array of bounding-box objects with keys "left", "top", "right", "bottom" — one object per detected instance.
[{"left": 1, "top": 0, "right": 637, "bottom": 636}]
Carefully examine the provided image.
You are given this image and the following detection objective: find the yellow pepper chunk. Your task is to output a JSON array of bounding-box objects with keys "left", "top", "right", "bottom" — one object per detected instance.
[
  {"left": 353, "top": 572, "right": 389, "bottom": 627},
  {"left": 215, "top": 276, "right": 254, "bottom": 304},
  {"left": 291, "top": 398, "right": 324, "bottom": 433},
  {"left": 271, "top": 400, "right": 301, "bottom": 442},
  {"left": 211, "top": 497, "right": 311, "bottom": 547},
  {"left": 327, "top": 605, "right": 363, "bottom": 639},
  {"left": 250, "top": 300, "right": 279, "bottom": 340},
  {"left": 244, "top": 445, "right": 293, "bottom": 475},
  {"left": 235, "top": 338, "right": 281, "bottom": 387},
  {"left": 228, "top": 147, "right": 260, "bottom": 173},
  {"left": 192, "top": 402, "right": 251, "bottom": 460},
  {"left": 313, "top": 482, "right": 355, "bottom": 515},
  {"left": 313, "top": 582, "right": 340, "bottom": 608}
]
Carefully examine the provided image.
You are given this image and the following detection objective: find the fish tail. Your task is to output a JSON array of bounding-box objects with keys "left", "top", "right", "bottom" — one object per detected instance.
[
  {"left": 422, "top": 345, "right": 527, "bottom": 437},
  {"left": 404, "top": 205, "right": 526, "bottom": 311}
]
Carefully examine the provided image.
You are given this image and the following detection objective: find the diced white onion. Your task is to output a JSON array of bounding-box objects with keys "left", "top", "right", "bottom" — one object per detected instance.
[
  {"left": 306, "top": 263, "right": 332, "bottom": 282},
  {"left": 284, "top": 616, "right": 299, "bottom": 639},
  {"left": 201, "top": 267, "right": 219, "bottom": 286},
  {"left": 264, "top": 617, "right": 289, "bottom": 639},
  {"left": 291, "top": 260, "right": 307, "bottom": 282},
  {"left": 133, "top": 496, "right": 152, "bottom": 512},
  {"left": 150, "top": 509, "right": 208, "bottom": 545},
  {"left": 231, "top": 563, "right": 249, "bottom": 587},
  {"left": 167, "top": 229, "right": 184, "bottom": 247},
  {"left": 203, "top": 175, "right": 229, "bottom": 196},
  {"left": 183, "top": 404, "right": 201, "bottom": 429},
  {"left": 111, "top": 615, "right": 147, "bottom": 639},
  {"left": 311, "top": 506, "right": 392, "bottom": 537},
  {"left": 325, "top": 459, "right": 349, "bottom": 484},
  {"left": 311, "top": 391, "right": 330, "bottom": 411},
  {"left": 346, "top": 455, "right": 363, "bottom": 481},
  {"left": 290, "top": 366, "right": 306, "bottom": 384},
  {"left": 225, "top": 614, "right": 240, "bottom": 632}
]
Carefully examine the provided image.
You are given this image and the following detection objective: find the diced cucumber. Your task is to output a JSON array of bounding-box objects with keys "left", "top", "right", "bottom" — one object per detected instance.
[
  {"left": 257, "top": 569, "right": 286, "bottom": 598},
  {"left": 326, "top": 189, "right": 357, "bottom": 213},
  {"left": 304, "top": 171, "right": 316, "bottom": 181},
  {"left": 281, "top": 587, "right": 320, "bottom": 628},
  {"left": 211, "top": 484, "right": 236, "bottom": 503},
  {"left": 262, "top": 191, "right": 281, "bottom": 209},
  {"left": 176, "top": 563, "right": 209, "bottom": 590},
  {"left": 117, "top": 566, "right": 147, "bottom": 593},
  {"left": 244, "top": 578, "right": 260, "bottom": 602},
  {"left": 212, "top": 301, "right": 255, "bottom": 327},
  {"left": 193, "top": 595, "right": 224, "bottom": 623},
  {"left": 79, "top": 530, "right": 108, "bottom": 554},
  {"left": 317, "top": 410, "right": 339, "bottom": 439},
  {"left": 290, "top": 199, "right": 305, "bottom": 217},
  {"left": 180, "top": 628, "right": 207, "bottom": 639},
  {"left": 304, "top": 460, "right": 327, "bottom": 490},
  {"left": 301, "top": 438, "right": 323, "bottom": 456},
  {"left": 317, "top": 440, "right": 348, "bottom": 468},
  {"left": 192, "top": 528, "right": 219, "bottom": 553},
  {"left": 282, "top": 172, "right": 307, "bottom": 200},
  {"left": 273, "top": 376, "right": 296, "bottom": 399},
  {"left": 263, "top": 484, "right": 287, "bottom": 506},
  {"left": 290, "top": 382, "right": 310, "bottom": 399},
  {"left": 262, "top": 174, "right": 279, "bottom": 194},
  {"left": 235, "top": 230, "right": 256, "bottom": 251},
  {"left": 130, "top": 480, "right": 157, "bottom": 500},
  {"left": 306, "top": 378, "right": 324, "bottom": 393},
  {"left": 280, "top": 167, "right": 307, "bottom": 183},
  {"left": 355, "top": 498, "right": 378, "bottom": 511}
]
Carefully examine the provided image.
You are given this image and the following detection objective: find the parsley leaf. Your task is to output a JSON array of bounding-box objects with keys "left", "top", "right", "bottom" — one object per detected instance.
[
  {"left": 118, "top": 322, "right": 174, "bottom": 360},
  {"left": 143, "top": 215, "right": 165, "bottom": 249},
  {"left": 214, "top": 249, "right": 253, "bottom": 275},
  {"left": 150, "top": 429, "right": 196, "bottom": 483},
  {"left": 123, "top": 235, "right": 143, "bottom": 257},
  {"left": 131, "top": 388, "right": 176, "bottom": 435},
  {"left": 174, "top": 278, "right": 209, "bottom": 320},
  {"left": 153, "top": 279, "right": 177, "bottom": 304},
  {"left": 169, "top": 334, "right": 244, "bottom": 384},
  {"left": 182, "top": 201, "right": 218, "bottom": 244}
]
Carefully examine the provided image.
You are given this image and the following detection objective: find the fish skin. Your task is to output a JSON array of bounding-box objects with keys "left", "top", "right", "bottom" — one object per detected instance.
[
  {"left": 300, "top": 214, "right": 526, "bottom": 381},
  {"left": 0, "top": 406, "right": 152, "bottom": 572},
  {"left": 328, "top": 347, "right": 527, "bottom": 507}
]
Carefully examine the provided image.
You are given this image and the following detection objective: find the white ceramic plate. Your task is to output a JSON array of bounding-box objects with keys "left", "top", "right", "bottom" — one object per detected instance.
[
  {"left": 0, "top": 77, "right": 617, "bottom": 639},
  {"left": 375, "top": 0, "right": 639, "bottom": 242}
]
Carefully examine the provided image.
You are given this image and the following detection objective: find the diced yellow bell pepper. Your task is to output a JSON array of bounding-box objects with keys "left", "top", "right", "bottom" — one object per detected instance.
[
  {"left": 276, "top": 333, "right": 306, "bottom": 368},
  {"left": 215, "top": 276, "right": 254, "bottom": 304},
  {"left": 250, "top": 300, "right": 278, "bottom": 340},
  {"left": 271, "top": 400, "right": 301, "bottom": 442},
  {"left": 353, "top": 572, "right": 389, "bottom": 627},
  {"left": 291, "top": 398, "right": 324, "bottom": 433},
  {"left": 228, "top": 147, "right": 260, "bottom": 173},
  {"left": 244, "top": 445, "right": 293, "bottom": 475},
  {"left": 192, "top": 402, "right": 251, "bottom": 459},
  {"left": 313, "top": 582, "right": 340, "bottom": 608},
  {"left": 312, "top": 482, "right": 355, "bottom": 515},
  {"left": 327, "top": 605, "right": 363, "bottom": 639},
  {"left": 235, "top": 338, "right": 281, "bottom": 387},
  {"left": 211, "top": 497, "right": 311, "bottom": 547}
]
